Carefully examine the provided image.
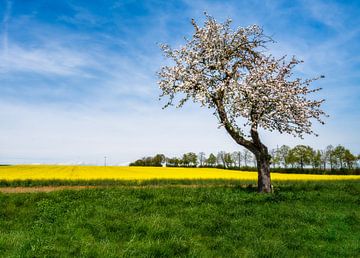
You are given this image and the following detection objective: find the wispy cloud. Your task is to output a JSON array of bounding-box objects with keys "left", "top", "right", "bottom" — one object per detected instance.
[{"left": 0, "top": 43, "right": 97, "bottom": 76}]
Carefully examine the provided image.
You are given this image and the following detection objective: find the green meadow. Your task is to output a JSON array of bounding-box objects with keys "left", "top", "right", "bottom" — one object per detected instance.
[{"left": 1, "top": 181, "right": 359, "bottom": 257}]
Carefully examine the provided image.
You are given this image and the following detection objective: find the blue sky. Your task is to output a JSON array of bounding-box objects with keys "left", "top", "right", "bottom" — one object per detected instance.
[{"left": 0, "top": 0, "right": 359, "bottom": 164}]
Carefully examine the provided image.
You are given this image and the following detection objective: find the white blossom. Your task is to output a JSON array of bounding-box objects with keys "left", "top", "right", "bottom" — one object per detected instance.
[{"left": 157, "top": 14, "right": 327, "bottom": 152}]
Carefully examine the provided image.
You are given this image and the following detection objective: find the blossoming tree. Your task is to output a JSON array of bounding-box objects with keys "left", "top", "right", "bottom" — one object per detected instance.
[{"left": 157, "top": 15, "right": 326, "bottom": 193}]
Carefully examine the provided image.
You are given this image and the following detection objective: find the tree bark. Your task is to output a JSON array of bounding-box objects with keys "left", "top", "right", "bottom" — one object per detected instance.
[
  {"left": 250, "top": 126, "right": 272, "bottom": 193},
  {"left": 256, "top": 152, "right": 272, "bottom": 193}
]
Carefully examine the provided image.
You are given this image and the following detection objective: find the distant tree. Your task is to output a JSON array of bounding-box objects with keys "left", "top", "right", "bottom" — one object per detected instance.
[
  {"left": 130, "top": 154, "right": 165, "bottom": 167},
  {"left": 311, "top": 150, "right": 322, "bottom": 169},
  {"left": 288, "top": 145, "right": 313, "bottom": 170},
  {"left": 217, "top": 151, "right": 227, "bottom": 168},
  {"left": 190, "top": 152, "right": 198, "bottom": 166},
  {"left": 320, "top": 149, "right": 328, "bottom": 170},
  {"left": 325, "top": 145, "right": 335, "bottom": 170},
  {"left": 167, "top": 157, "right": 180, "bottom": 167},
  {"left": 206, "top": 153, "right": 217, "bottom": 167},
  {"left": 332, "top": 145, "right": 346, "bottom": 169},
  {"left": 270, "top": 148, "right": 281, "bottom": 168},
  {"left": 153, "top": 154, "right": 166, "bottom": 166},
  {"left": 224, "top": 152, "right": 233, "bottom": 168},
  {"left": 198, "top": 152, "right": 206, "bottom": 167},
  {"left": 231, "top": 151, "right": 242, "bottom": 168},
  {"left": 278, "top": 145, "right": 290, "bottom": 168},
  {"left": 182, "top": 152, "right": 198, "bottom": 167},
  {"left": 243, "top": 149, "right": 252, "bottom": 167},
  {"left": 129, "top": 158, "right": 145, "bottom": 166},
  {"left": 158, "top": 15, "right": 326, "bottom": 192},
  {"left": 286, "top": 150, "right": 297, "bottom": 168},
  {"left": 181, "top": 154, "right": 190, "bottom": 166},
  {"left": 343, "top": 149, "right": 356, "bottom": 169}
]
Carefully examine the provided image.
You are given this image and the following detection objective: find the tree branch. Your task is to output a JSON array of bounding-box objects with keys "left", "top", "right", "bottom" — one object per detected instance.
[{"left": 212, "top": 93, "right": 257, "bottom": 153}]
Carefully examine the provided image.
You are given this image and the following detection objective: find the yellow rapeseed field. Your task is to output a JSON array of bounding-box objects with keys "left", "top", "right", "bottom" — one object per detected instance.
[{"left": 0, "top": 165, "right": 359, "bottom": 182}]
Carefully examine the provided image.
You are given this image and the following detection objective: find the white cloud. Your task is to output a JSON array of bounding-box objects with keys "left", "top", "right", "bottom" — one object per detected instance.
[{"left": 0, "top": 43, "right": 98, "bottom": 77}]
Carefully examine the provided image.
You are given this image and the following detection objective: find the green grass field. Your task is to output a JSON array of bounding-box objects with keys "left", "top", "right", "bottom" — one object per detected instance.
[{"left": 1, "top": 180, "right": 359, "bottom": 257}]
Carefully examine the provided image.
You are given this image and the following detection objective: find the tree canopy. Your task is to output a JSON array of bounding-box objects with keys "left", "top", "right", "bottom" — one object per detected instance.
[
  {"left": 158, "top": 14, "right": 326, "bottom": 142},
  {"left": 157, "top": 14, "right": 327, "bottom": 192}
]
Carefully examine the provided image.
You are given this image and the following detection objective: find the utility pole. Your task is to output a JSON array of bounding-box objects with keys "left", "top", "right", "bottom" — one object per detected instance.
[{"left": 104, "top": 156, "right": 107, "bottom": 167}]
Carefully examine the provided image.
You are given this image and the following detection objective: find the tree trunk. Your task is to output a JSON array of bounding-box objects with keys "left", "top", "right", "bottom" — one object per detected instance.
[
  {"left": 256, "top": 152, "right": 272, "bottom": 193},
  {"left": 212, "top": 96, "right": 272, "bottom": 193}
]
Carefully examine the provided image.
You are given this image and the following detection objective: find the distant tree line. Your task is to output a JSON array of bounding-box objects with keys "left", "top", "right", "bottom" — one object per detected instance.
[
  {"left": 129, "top": 145, "right": 360, "bottom": 175},
  {"left": 129, "top": 154, "right": 166, "bottom": 167}
]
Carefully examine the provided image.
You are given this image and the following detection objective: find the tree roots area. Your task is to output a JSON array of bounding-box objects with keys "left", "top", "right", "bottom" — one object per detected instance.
[{"left": 0, "top": 180, "right": 359, "bottom": 257}]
